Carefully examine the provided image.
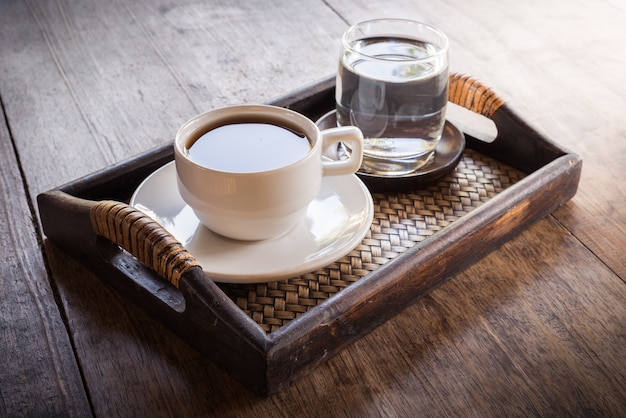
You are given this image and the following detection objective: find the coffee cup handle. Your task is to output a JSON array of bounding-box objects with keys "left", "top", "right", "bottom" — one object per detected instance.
[{"left": 320, "top": 126, "right": 364, "bottom": 176}]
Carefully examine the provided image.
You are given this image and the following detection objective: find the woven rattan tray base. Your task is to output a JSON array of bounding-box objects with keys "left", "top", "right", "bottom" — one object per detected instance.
[{"left": 219, "top": 149, "right": 524, "bottom": 332}]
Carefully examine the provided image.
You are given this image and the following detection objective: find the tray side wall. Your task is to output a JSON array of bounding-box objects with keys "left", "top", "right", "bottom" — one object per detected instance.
[
  {"left": 37, "top": 191, "right": 273, "bottom": 395},
  {"left": 264, "top": 153, "right": 582, "bottom": 394}
]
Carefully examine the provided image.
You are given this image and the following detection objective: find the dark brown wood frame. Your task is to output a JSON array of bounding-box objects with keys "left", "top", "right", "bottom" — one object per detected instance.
[{"left": 37, "top": 74, "right": 582, "bottom": 396}]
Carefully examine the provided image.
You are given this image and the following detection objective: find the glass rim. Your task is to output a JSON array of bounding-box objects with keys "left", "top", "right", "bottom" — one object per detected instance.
[{"left": 341, "top": 18, "right": 449, "bottom": 63}]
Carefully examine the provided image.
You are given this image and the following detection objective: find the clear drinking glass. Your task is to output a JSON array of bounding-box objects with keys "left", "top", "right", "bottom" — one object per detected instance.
[{"left": 336, "top": 19, "right": 449, "bottom": 175}]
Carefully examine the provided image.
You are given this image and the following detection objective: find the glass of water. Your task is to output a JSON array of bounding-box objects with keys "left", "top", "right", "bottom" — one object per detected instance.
[{"left": 336, "top": 19, "right": 449, "bottom": 175}]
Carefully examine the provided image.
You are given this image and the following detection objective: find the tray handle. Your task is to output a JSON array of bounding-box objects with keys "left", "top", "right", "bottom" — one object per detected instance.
[
  {"left": 446, "top": 72, "right": 569, "bottom": 173},
  {"left": 90, "top": 200, "right": 199, "bottom": 288},
  {"left": 448, "top": 73, "right": 506, "bottom": 118}
]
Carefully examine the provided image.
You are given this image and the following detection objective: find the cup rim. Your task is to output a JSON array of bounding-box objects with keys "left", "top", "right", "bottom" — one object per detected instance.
[
  {"left": 341, "top": 18, "right": 449, "bottom": 62},
  {"left": 174, "top": 104, "right": 321, "bottom": 175}
]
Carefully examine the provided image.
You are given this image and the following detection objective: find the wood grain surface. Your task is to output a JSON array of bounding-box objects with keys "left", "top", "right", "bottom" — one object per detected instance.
[
  {"left": 1, "top": 0, "right": 624, "bottom": 416},
  {"left": 0, "top": 87, "right": 90, "bottom": 416}
]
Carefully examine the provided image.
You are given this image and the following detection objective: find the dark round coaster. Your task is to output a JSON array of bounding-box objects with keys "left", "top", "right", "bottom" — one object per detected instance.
[{"left": 316, "top": 110, "right": 466, "bottom": 192}]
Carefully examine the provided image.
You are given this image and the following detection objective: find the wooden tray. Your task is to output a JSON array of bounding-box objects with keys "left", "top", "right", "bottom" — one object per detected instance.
[{"left": 37, "top": 74, "right": 582, "bottom": 396}]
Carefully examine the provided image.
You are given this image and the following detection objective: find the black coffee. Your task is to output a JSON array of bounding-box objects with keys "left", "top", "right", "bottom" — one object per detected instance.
[{"left": 188, "top": 123, "right": 311, "bottom": 173}]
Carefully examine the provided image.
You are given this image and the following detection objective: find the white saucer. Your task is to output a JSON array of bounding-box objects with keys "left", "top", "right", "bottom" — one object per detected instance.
[{"left": 129, "top": 162, "right": 374, "bottom": 284}]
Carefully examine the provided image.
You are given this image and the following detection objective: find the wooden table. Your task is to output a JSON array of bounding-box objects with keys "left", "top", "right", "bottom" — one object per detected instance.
[{"left": 1, "top": 0, "right": 624, "bottom": 416}]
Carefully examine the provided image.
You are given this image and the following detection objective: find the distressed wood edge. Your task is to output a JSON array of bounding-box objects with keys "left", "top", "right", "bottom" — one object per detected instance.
[
  {"left": 37, "top": 189, "right": 271, "bottom": 393},
  {"left": 53, "top": 73, "right": 572, "bottom": 206},
  {"left": 58, "top": 143, "right": 173, "bottom": 201},
  {"left": 263, "top": 152, "right": 582, "bottom": 394}
]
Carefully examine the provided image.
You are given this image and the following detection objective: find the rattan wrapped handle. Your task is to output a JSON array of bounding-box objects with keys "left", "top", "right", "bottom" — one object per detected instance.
[
  {"left": 448, "top": 73, "right": 505, "bottom": 118},
  {"left": 90, "top": 200, "right": 200, "bottom": 288}
]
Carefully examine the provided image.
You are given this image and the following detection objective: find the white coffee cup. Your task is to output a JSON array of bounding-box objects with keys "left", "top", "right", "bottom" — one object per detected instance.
[{"left": 174, "top": 104, "right": 364, "bottom": 241}]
